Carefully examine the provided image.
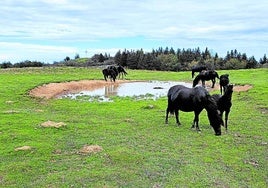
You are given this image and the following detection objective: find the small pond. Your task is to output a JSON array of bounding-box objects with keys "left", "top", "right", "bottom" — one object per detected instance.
[{"left": 60, "top": 81, "right": 192, "bottom": 102}]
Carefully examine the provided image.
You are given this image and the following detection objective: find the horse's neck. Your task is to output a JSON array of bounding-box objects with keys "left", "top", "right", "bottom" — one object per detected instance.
[
  {"left": 193, "top": 75, "right": 201, "bottom": 84},
  {"left": 222, "top": 92, "right": 232, "bottom": 101}
]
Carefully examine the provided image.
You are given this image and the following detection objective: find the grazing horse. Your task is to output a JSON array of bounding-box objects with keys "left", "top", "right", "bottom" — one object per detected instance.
[
  {"left": 191, "top": 65, "right": 207, "bottom": 78},
  {"left": 165, "top": 85, "right": 222, "bottom": 135},
  {"left": 117, "top": 65, "right": 128, "bottom": 79},
  {"left": 102, "top": 68, "right": 117, "bottom": 82},
  {"left": 192, "top": 70, "right": 219, "bottom": 88},
  {"left": 212, "top": 84, "right": 233, "bottom": 130},
  {"left": 219, "top": 74, "right": 230, "bottom": 94}
]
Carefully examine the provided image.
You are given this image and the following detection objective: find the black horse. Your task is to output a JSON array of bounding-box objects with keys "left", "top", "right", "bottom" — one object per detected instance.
[
  {"left": 219, "top": 74, "right": 230, "bottom": 94},
  {"left": 191, "top": 65, "right": 207, "bottom": 78},
  {"left": 212, "top": 84, "right": 233, "bottom": 130},
  {"left": 192, "top": 70, "right": 219, "bottom": 88},
  {"left": 102, "top": 68, "right": 117, "bottom": 82},
  {"left": 165, "top": 85, "right": 222, "bottom": 135}
]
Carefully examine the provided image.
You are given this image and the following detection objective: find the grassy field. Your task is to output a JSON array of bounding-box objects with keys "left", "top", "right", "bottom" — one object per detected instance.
[{"left": 0, "top": 67, "right": 267, "bottom": 187}]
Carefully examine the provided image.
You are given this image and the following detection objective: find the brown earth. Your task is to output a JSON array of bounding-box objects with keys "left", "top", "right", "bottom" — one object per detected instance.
[
  {"left": 29, "top": 80, "right": 252, "bottom": 99},
  {"left": 29, "top": 80, "right": 134, "bottom": 99},
  {"left": 209, "top": 84, "right": 252, "bottom": 92}
]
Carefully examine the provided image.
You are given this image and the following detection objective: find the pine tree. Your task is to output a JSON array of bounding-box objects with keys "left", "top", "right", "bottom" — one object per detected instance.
[{"left": 114, "top": 50, "right": 122, "bottom": 65}]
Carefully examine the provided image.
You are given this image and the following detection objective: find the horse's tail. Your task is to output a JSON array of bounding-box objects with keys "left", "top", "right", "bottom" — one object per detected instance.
[
  {"left": 192, "top": 75, "right": 201, "bottom": 87},
  {"left": 167, "top": 97, "right": 175, "bottom": 114},
  {"left": 215, "top": 71, "right": 220, "bottom": 79},
  {"left": 191, "top": 70, "right": 194, "bottom": 78},
  {"left": 204, "top": 95, "right": 223, "bottom": 135}
]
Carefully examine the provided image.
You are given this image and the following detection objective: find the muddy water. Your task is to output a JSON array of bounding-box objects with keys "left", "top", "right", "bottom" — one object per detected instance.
[{"left": 60, "top": 81, "right": 192, "bottom": 102}]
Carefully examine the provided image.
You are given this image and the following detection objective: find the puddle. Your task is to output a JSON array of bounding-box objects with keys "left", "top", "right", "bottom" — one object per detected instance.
[{"left": 59, "top": 81, "right": 192, "bottom": 102}]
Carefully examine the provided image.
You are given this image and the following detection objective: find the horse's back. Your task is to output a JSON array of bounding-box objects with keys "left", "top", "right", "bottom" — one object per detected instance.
[
  {"left": 168, "top": 85, "right": 208, "bottom": 99},
  {"left": 168, "top": 85, "right": 191, "bottom": 101},
  {"left": 168, "top": 85, "right": 208, "bottom": 109}
]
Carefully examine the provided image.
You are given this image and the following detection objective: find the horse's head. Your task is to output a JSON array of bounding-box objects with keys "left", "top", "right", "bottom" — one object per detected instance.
[
  {"left": 210, "top": 111, "right": 223, "bottom": 136},
  {"left": 206, "top": 96, "right": 223, "bottom": 136},
  {"left": 212, "top": 114, "right": 223, "bottom": 136}
]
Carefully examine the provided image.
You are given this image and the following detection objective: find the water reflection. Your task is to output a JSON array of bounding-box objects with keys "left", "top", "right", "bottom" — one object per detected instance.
[
  {"left": 60, "top": 81, "right": 192, "bottom": 102},
  {"left": 105, "top": 84, "right": 119, "bottom": 97}
]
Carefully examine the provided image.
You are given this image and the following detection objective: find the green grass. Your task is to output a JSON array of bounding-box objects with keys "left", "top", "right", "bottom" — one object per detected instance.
[{"left": 0, "top": 67, "right": 267, "bottom": 187}]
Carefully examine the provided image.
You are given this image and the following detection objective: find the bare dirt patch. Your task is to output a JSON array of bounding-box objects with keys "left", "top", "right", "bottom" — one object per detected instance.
[
  {"left": 41, "top": 120, "right": 66, "bottom": 128},
  {"left": 233, "top": 84, "right": 252, "bottom": 92},
  {"left": 78, "top": 145, "right": 103, "bottom": 154},
  {"left": 29, "top": 80, "right": 132, "bottom": 99},
  {"left": 209, "top": 84, "right": 252, "bottom": 92},
  {"left": 15, "top": 146, "right": 32, "bottom": 151}
]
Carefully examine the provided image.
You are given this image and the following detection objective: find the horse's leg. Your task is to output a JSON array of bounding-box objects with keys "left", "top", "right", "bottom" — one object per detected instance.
[
  {"left": 193, "top": 111, "right": 201, "bottom": 131},
  {"left": 175, "top": 110, "right": 181, "bottom": 126},
  {"left": 191, "top": 118, "right": 195, "bottom": 129},
  {"left": 104, "top": 75, "right": 107, "bottom": 81},
  {"left": 191, "top": 112, "right": 196, "bottom": 129},
  {"left": 212, "top": 79, "right": 215, "bottom": 88},
  {"left": 165, "top": 107, "right": 169, "bottom": 124},
  {"left": 202, "top": 80, "right": 205, "bottom": 88},
  {"left": 225, "top": 109, "right": 230, "bottom": 130}
]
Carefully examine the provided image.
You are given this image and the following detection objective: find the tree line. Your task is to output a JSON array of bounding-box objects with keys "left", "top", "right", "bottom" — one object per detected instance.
[
  {"left": 1, "top": 47, "right": 267, "bottom": 70},
  {"left": 112, "top": 47, "right": 267, "bottom": 71}
]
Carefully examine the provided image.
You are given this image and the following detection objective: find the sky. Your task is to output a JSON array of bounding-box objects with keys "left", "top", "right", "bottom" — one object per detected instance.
[{"left": 1, "top": 0, "right": 267, "bottom": 63}]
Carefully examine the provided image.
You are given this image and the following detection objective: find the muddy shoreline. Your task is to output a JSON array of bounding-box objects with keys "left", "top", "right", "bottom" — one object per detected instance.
[{"left": 29, "top": 80, "right": 252, "bottom": 99}]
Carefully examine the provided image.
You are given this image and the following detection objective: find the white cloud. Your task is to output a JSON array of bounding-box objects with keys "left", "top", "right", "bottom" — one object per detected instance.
[{"left": 0, "top": 0, "right": 267, "bottom": 62}]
